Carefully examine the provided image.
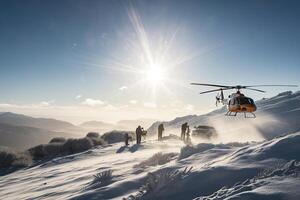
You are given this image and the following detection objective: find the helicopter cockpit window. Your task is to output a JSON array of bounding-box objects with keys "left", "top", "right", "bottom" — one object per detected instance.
[
  {"left": 239, "top": 97, "right": 253, "bottom": 105},
  {"left": 248, "top": 98, "right": 254, "bottom": 105}
]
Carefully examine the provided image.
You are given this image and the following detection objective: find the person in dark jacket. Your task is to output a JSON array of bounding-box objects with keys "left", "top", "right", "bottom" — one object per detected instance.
[
  {"left": 136, "top": 125, "right": 143, "bottom": 144},
  {"left": 181, "top": 122, "right": 188, "bottom": 141},
  {"left": 124, "top": 133, "right": 130, "bottom": 146},
  {"left": 158, "top": 123, "right": 164, "bottom": 141}
]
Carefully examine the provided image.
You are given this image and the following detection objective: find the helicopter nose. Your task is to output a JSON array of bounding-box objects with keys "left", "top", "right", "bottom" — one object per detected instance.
[{"left": 253, "top": 105, "right": 257, "bottom": 112}]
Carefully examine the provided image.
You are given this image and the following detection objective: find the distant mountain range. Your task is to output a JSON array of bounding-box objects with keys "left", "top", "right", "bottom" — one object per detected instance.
[
  {"left": 0, "top": 112, "right": 86, "bottom": 150},
  {"left": 79, "top": 118, "right": 156, "bottom": 132},
  {"left": 0, "top": 123, "right": 80, "bottom": 150},
  {"left": 0, "top": 112, "right": 155, "bottom": 149},
  {"left": 0, "top": 112, "right": 80, "bottom": 132}
]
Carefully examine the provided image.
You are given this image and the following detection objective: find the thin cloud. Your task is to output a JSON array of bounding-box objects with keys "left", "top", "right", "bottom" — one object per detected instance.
[
  {"left": 75, "top": 94, "right": 82, "bottom": 99},
  {"left": 119, "top": 86, "right": 128, "bottom": 91},
  {"left": 185, "top": 104, "right": 194, "bottom": 111},
  {"left": 143, "top": 102, "right": 157, "bottom": 108},
  {"left": 129, "top": 100, "right": 138, "bottom": 104},
  {"left": 0, "top": 103, "right": 15, "bottom": 108},
  {"left": 104, "top": 104, "right": 118, "bottom": 111},
  {"left": 39, "top": 101, "right": 51, "bottom": 107},
  {"left": 81, "top": 98, "right": 104, "bottom": 106}
]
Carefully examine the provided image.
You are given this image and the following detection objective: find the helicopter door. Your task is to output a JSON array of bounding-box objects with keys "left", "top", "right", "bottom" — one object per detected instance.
[{"left": 229, "top": 97, "right": 238, "bottom": 111}]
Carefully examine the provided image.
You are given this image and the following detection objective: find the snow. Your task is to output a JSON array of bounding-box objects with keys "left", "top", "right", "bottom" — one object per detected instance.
[
  {"left": 1, "top": 91, "right": 300, "bottom": 200},
  {"left": 0, "top": 132, "right": 300, "bottom": 200}
]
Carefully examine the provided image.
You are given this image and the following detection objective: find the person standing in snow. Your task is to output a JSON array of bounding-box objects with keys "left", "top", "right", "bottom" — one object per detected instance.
[
  {"left": 136, "top": 125, "right": 143, "bottom": 144},
  {"left": 181, "top": 122, "right": 188, "bottom": 141},
  {"left": 158, "top": 123, "right": 164, "bottom": 141},
  {"left": 185, "top": 125, "right": 191, "bottom": 144},
  {"left": 124, "top": 133, "right": 130, "bottom": 146}
]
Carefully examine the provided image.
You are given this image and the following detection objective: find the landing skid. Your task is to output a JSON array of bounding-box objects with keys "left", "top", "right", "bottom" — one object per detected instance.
[
  {"left": 225, "top": 111, "right": 237, "bottom": 116},
  {"left": 225, "top": 111, "right": 256, "bottom": 118}
]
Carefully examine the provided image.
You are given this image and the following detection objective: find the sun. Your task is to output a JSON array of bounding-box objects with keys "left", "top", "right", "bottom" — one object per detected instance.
[{"left": 145, "top": 63, "right": 165, "bottom": 85}]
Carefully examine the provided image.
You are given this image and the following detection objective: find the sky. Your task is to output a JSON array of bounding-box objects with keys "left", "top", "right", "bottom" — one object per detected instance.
[{"left": 0, "top": 0, "right": 299, "bottom": 124}]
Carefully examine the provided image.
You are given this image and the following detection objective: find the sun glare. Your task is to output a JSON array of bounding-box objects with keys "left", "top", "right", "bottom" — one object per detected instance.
[
  {"left": 86, "top": 7, "right": 196, "bottom": 98},
  {"left": 145, "top": 64, "right": 165, "bottom": 84}
]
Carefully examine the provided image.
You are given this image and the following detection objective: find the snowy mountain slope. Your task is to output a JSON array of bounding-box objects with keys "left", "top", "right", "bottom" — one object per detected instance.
[
  {"left": 1, "top": 132, "right": 300, "bottom": 200},
  {"left": 147, "top": 91, "right": 300, "bottom": 142}
]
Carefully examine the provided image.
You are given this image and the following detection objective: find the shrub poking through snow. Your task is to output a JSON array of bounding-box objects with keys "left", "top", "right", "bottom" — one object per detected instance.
[
  {"left": 0, "top": 147, "right": 32, "bottom": 168},
  {"left": 125, "top": 167, "right": 193, "bottom": 200},
  {"left": 88, "top": 137, "right": 107, "bottom": 146},
  {"left": 62, "top": 138, "right": 94, "bottom": 154},
  {"left": 134, "top": 152, "right": 178, "bottom": 168},
  {"left": 101, "top": 130, "right": 135, "bottom": 144},
  {"left": 86, "top": 132, "right": 106, "bottom": 146},
  {"left": 29, "top": 137, "right": 99, "bottom": 160},
  {"left": 29, "top": 143, "right": 63, "bottom": 159},
  {"left": 86, "top": 170, "right": 113, "bottom": 189},
  {"left": 86, "top": 132, "right": 100, "bottom": 138},
  {"left": 49, "top": 137, "right": 66, "bottom": 143}
]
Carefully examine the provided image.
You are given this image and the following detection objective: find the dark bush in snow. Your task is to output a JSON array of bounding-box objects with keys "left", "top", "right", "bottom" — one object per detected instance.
[
  {"left": 43, "top": 143, "right": 63, "bottom": 157},
  {"left": 86, "top": 132, "right": 106, "bottom": 146},
  {"left": 86, "top": 132, "right": 100, "bottom": 138},
  {"left": 28, "top": 144, "right": 45, "bottom": 159},
  {"left": 0, "top": 147, "right": 32, "bottom": 168},
  {"left": 134, "top": 152, "right": 178, "bottom": 168},
  {"left": 29, "top": 143, "right": 63, "bottom": 159},
  {"left": 101, "top": 130, "right": 134, "bottom": 144},
  {"left": 89, "top": 137, "right": 107, "bottom": 146},
  {"left": 49, "top": 137, "right": 66, "bottom": 143},
  {"left": 29, "top": 137, "right": 95, "bottom": 159},
  {"left": 62, "top": 137, "right": 93, "bottom": 154}
]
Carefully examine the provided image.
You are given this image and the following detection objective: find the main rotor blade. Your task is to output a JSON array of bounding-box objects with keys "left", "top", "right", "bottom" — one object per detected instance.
[
  {"left": 191, "top": 83, "right": 232, "bottom": 88},
  {"left": 245, "top": 85, "right": 298, "bottom": 88},
  {"left": 246, "top": 88, "right": 266, "bottom": 93},
  {"left": 200, "top": 88, "right": 231, "bottom": 94}
]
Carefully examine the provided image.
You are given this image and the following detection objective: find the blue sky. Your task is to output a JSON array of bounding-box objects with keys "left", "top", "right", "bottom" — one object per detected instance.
[{"left": 0, "top": 0, "right": 299, "bottom": 123}]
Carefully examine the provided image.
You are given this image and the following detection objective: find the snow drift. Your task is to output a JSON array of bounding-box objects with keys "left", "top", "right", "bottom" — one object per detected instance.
[{"left": 1, "top": 131, "right": 300, "bottom": 199}]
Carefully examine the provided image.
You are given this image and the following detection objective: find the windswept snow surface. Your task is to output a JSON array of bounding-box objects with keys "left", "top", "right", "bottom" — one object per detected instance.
[{"left": 1, "top": 132, "right": 300, "bottom": 200}]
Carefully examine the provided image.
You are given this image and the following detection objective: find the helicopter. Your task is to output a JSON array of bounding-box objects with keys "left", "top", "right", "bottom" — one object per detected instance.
[{"left": 190, "top": 83, "right": 298, "bottom": 118}]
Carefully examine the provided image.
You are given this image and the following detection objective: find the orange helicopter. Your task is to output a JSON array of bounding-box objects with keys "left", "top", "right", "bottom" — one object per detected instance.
[{"left": 190, "top": 83, "right": 298, "bottom": 118}]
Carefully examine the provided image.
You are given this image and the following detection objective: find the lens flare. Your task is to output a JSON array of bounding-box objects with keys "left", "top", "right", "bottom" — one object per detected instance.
[
  {"left": 74, "top": 5, "right": 211, "bottom": 102},
  {"left": 145, "top": 63, "right": 165, "bottom": 85}
]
